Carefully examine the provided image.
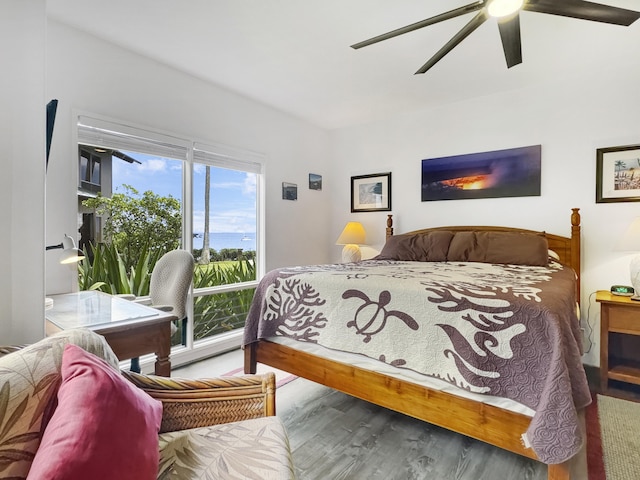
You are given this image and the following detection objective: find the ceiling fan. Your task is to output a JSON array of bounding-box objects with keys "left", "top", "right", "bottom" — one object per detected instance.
[{"left": 351, "top": 0, "right": 640, "bottom": 74}]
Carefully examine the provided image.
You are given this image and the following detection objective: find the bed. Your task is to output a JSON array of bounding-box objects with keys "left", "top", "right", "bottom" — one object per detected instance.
[{"left": 244, "top": 208, "right": 588, "bottom": 480}]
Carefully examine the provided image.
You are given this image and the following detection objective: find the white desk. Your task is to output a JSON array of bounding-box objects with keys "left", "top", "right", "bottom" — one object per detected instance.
[{"left": 46, "top": 291, "right": 176, "bottom": 376}]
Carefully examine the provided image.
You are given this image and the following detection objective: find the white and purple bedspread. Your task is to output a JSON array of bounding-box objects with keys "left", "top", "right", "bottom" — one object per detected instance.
[{"left": 243, "top": 259, "right": 591, "bottom": 464}]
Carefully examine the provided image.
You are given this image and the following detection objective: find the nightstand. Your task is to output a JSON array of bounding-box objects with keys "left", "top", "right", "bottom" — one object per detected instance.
[{"left": 596, "top": 290, "right": 640, "bottom": 392}]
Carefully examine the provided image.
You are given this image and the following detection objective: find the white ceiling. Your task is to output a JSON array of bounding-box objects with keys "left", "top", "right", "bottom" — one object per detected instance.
[{"left": 47, "top": 0, "right": 640, "bottom": 130}]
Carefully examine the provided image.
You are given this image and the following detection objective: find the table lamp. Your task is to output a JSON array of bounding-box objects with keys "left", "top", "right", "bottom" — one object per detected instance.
[
  {"left": 45, "top": 234, "right": 85, "bottom": 309},
  {"left": 617, "top": 217, "right": 640, "bottom": 299},
  {"left": 336, "top": 222, "right": 366, "bottom": 263}
]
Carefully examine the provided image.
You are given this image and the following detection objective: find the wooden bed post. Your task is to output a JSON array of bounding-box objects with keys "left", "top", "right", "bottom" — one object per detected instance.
[
  {"left": 386, "top": 214, "right": 393, "bottom": 238},
  {"left": 570, "top": 208, "right": 581, "bottom": 299},
  {"left": 547, "top": 461, "right": 570, "bottom": 480},
  {"left": 244, "top": 342, "right": 258, "bottom": 374}
]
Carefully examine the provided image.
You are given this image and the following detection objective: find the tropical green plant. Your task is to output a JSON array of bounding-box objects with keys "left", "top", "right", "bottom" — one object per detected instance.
[
  {"left": 79, "top": 240, "right": 257, "bottom": 341},
  {"left": 82, "top": 185, "right": 181, "bottom": 271},
  {"left": 192, "top": 259, "right": 256, "bottom": 339},
  {"left": 193, "top": 248, "right": 255, "bottom": 263},
  {"left": 78, "top": 242, "right": 162, "bottom": 296}
]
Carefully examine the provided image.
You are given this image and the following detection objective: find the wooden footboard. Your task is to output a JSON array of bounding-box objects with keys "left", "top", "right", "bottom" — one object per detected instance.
[{"left": 245, "top": 340, "right": 579, "bottom": 480}]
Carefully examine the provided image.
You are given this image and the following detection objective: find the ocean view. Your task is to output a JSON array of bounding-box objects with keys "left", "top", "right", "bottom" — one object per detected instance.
[{"left": 193, "top": 232, "right": 256, "bottom": 252}]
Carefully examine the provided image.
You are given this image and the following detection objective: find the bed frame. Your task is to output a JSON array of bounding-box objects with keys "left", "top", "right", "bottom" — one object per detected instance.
[{"left": 245, "top": 208, "right": 582, "bottom": 480}]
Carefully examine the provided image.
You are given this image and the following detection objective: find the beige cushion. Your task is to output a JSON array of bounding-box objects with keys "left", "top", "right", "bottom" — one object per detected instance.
[
  {"left": 0, "top": 328, "right": 119, "bottom": 478},
  {"left": 158, "top": 416, "right": 295, "bottom": 480}
]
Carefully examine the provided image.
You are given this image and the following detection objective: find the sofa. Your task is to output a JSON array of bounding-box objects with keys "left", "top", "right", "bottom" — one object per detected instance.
[{"left": 0, "top": 328, "right": 295, "bottom": 479}]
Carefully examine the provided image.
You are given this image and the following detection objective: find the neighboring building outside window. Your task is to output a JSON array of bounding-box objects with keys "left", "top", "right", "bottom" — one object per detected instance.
[{"left": 78, "top": 149, "right": 102, "bottom": 193}]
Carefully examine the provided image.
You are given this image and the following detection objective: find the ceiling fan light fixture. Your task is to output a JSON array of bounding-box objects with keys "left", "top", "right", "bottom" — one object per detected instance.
[
  {"left": 487, "top": 0, "right": 524, "bottom": 18},
  {"left": 352, "top": 0, "right": 640, "bottom": 74}
]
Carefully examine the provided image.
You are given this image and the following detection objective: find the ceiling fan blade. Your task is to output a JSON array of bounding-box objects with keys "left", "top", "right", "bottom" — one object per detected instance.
[
  {"left": 415, "top": 10, "right": 488, "bottom": 74},
  {"left": 351, "top": 1, "right": 485, "bottom": 49},
  {"left": 498, "top": 13, "right": 522, "bottom": 68},
  {"left": 524, "top": 0, "right": 640, "bottom": 26}
]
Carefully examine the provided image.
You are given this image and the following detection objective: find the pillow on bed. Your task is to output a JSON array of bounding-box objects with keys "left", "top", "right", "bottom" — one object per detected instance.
[
  {"left": 375, "top": 231, "right": 454, "bottom": 261},
  {"left": 447, "top": 231, "right": 549, "bottom": 266}
]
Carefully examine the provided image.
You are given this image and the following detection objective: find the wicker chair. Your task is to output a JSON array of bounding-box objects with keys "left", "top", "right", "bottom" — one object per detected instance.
[
  {"left": 121, "top": 370, "right": 277, "bottom": 433},
  {"left": 125, "top": 369, "right": 295, "bottom": 478},
  {"left": 0, "top": 329, "right": 295, "bottom": 479}
]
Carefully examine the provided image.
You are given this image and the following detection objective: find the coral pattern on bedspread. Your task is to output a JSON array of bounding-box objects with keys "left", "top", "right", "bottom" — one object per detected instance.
[{"left": 243, "top": 259, "right": 591, "bottom": 464}]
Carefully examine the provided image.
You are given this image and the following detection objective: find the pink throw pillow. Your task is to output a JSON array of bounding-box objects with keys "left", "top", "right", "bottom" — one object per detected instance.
[{"left": 27, "top": 344, "right": 162, "bottom": 480}]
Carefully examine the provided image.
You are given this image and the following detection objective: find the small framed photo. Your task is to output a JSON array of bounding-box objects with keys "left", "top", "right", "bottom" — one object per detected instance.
[
  {"left": 282, "top": 182, "right": 298, "bottom": 201},
  {"left": 309, "top": 173, "right": 322, "bottom": 191},
  {"left": 596, "top": 144, "right": 640, "bottom": 203},
  {"left": 351, "top": 172, "right": 391, "bottom": 212}
]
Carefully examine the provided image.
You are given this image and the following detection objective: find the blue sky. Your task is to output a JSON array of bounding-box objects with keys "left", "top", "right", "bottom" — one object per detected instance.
[{"left": 111, "top": 151, "right": 257, "bottom": 238}]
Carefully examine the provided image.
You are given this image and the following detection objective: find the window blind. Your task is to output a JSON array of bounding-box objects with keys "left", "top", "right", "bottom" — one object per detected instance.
[
  {"left": 193, "top": 142, "right": 264, "bottom": 174},
  {"left": 77, "top": 115, "right": 190, "bottom": 161}
]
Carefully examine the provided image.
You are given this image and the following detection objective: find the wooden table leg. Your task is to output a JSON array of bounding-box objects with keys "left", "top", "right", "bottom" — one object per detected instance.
[
  {"left": 154, "top": 322, "right": 172, "bottom": 376},
  {"left": 600, "top": 304, "right": 609, "bottom": 392},
  {"left": 98, "top": 320, "right": 173, "bottom": 377}
]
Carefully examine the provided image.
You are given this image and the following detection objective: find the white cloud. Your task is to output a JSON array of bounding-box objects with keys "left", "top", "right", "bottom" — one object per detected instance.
[
  {"left": 192, "top": 208, "right": 256, "bottom": 234},
  {"left": 137, "top": 158, "right": 167, "bottom": 173},
  {"left": 209, "top": 173, "right": 256, "bottom": 194},
  {"left": 212, "top": 181, "right": 241, "bottom": 190},
  {"left": 243, "top": 173, "right": 257, "bottom": 195}
]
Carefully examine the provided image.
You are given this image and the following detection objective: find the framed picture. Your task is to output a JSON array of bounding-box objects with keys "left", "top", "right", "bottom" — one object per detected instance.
[
  {"left": 596, "top": 144, "right": 640, "bottom": 203},
  {"left": 351, "top": 172, "right": 391, "bottom": 212},
  {"left": 282, "top": 182, "right": 297, "bottom": 201},
  {"left": 309, "top": 173, "right": 322, "bottom": 191},
  {"left": 421, "top": 145, "right": 541, "bottom": 202}
]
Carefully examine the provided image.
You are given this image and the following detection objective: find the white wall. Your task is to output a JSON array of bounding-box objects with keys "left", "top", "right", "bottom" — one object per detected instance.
[
  {"left": 45, "top": 21, "right": 332, "bottom": 295},
  {"left": 14, "top": 12, "right": 639, "bottom": 363},
  {"left": 329, "top": 60, "right": 640, "bottom": 366},
  {"left": 0, "top": 0, "right": 46, "bottom": 344}
]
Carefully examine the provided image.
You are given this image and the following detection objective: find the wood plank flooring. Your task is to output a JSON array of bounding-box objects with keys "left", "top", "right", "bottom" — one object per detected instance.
[
  {"left": 175, "top": 350, "right": 587, "bottom": 480},
  {"left": 276, "top": 378, "right": 546, "bottom": 480}
]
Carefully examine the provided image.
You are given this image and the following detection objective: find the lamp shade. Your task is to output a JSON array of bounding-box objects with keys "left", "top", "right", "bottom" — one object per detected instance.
[
  {"left": 60, "top": 250, "right": 84, "bottom": 265},
  {"left": 335, "top": 222, "right": 366, "bottom": 246},
  {"left": 46, "top": 234, "right": 85, "bottom": 264},
  {"left": 336, "top": 222, "right": 366, "bottom": 263},
  {"left": 617, "top": 218, "right": 640, "bottom": 299}
]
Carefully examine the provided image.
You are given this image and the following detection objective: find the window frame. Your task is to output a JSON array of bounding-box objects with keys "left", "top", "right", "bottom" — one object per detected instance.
[
  {"left": 186, "top": 142, "right": 265, "bottom": 349},
  {"left": 79, "top": 148, "right": 102, "bottom": 192},
  {"left": 75, "top": 112, "right": 266, "bottom": 366}
]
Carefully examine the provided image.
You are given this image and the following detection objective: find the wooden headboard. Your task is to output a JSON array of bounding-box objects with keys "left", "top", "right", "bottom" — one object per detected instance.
[{"left": 385, "top": 208, "right": 581, "bottom": 296}]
